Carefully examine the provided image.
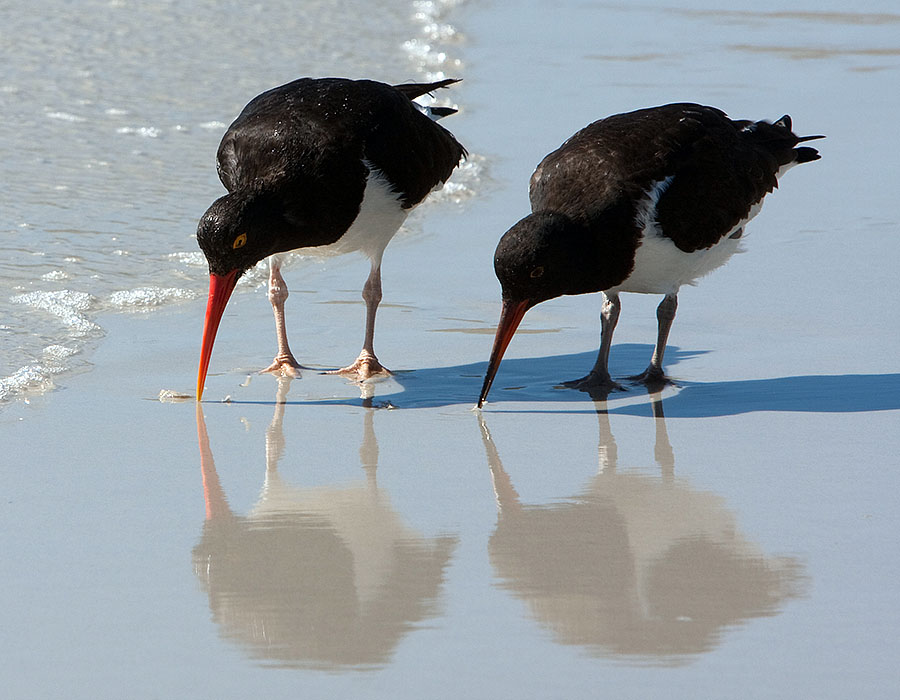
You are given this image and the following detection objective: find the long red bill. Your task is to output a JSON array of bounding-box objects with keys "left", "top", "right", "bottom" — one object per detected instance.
[
  {"left": 196, "top": 270, "right": 239, "bottom": 401},
  {"left": 477, "top": 298, "right": 531, "bottom": 408}
]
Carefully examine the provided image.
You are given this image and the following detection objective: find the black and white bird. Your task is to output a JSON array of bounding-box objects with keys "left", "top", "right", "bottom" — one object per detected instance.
[
  {"left": 477, "top": 103, "right": 822, "bottom": 407},
  {"left": 195, "top": 77, "right": 466, "bottom": 400}
]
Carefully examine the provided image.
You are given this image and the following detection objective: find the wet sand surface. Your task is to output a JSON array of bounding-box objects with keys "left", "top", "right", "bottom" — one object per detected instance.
[{"left": 3, "top": 0, "right": 900, "bottom": 698}]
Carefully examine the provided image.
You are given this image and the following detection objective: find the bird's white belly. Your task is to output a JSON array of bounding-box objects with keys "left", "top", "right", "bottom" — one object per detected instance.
[
  {"left": 609, "top": 223, "right": 747, "bottom": 295},
  {"left": 608, "top": 175, "right": 765, "bottom": 295},
  {"left": 314, "top": 165, "right": 408, "bottom": 264}
]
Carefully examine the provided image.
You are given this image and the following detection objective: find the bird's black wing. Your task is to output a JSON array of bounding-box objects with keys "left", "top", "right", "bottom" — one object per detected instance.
[
  {"left": 391, "top": 78, "right": 461, "bottom": 101},
  {"left": 528, "top": 104, "right": 723, "bottom": 216},
  {"left": 215, "top": 78, "right": 376, "bottom": 243},
  {"left": 364, "top": 80, "right": 467, "bottom": 209},
  {"left": 215, "top": 78, "right": 465, "bottom": 237},
  {"left": 216, "top": 78, "right": 370, "bottom": 192},
  {"left": 657, "top": 112, "right": 821, "bottom": 251},
  {"left": 530, "top": 103, "right": 817, "bottom": 253}
]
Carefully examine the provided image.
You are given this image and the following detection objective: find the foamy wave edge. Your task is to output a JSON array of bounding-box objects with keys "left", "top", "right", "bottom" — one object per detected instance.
[
  {"left": 0, "top": 345, "right": 80, "bottom": 403},
  {"left": 1, "top": 285, "right": 199, "bottom": 405}
]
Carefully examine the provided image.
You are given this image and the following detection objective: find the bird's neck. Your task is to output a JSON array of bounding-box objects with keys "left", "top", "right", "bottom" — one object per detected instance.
[
  {"left": 570, "top": 199, "right": 641, "bottom": 293},
  {"left": 242, "top": 186, "right": 356, "bottom": 254}
]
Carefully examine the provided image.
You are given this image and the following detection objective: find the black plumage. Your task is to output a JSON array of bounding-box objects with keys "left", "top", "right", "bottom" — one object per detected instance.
[
  {"left": 199, "top": 77, "right": 466, "bottom": 274},
  {"left": 478, "top": 103, "right": 822, "bottom": 406},
  {"left": 196, "top": 77, "right": 466, "bottom": 399}
]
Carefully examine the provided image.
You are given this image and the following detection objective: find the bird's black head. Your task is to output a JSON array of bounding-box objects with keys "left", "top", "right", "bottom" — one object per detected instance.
[
  {"left": 195, "top": 191, "right": 286, "bottom": 401},
  {"left": 493, "top": 210, "right": 597, "bottom": 307},
  {"left": 196, "top": 193, "right": 281, "bottom": 278},
  {"left": 478, "top": 211, "right": 600, "bottom": 408}
]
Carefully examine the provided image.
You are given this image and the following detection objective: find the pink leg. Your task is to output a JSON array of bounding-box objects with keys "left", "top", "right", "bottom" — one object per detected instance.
[
  {"left": 327, "top": 260, "right": 391, "bottom": 380},
  {"left": 260, "top": 259, "right": 302, "bottom": 377}
]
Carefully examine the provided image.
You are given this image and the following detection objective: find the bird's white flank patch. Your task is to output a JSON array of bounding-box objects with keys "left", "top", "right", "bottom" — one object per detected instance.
[
  {"left": 317, "top": 163, "right": 408, "bottom": 263},
  {"left": 611, "top": 176, "right": 751, "bottom": 295}
]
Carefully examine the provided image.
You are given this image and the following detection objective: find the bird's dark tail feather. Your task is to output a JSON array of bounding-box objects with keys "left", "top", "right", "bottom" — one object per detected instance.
[
  {"left": 393, "top": 78, "right": 461, "bottom": 100},
  {"left": 747, "top": 115, "right": 824, "bottom": 165},
  {"left": 429, "top": 106, "right": 458, "bottom": 119},
  {"left": 794, "top": 146, "right": 821, "bottom": 163},
  {"left": 785, "top": 116, "right": 825, "bottom": 163}
]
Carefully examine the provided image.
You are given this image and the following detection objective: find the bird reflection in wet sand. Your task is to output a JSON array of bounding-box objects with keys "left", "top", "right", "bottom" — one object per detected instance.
[
  {"left": 193, "top": 378, "right": 457, "bottom": 669},
  {"left": 478, "top": 393, "right": 806, "bottom": 663}
]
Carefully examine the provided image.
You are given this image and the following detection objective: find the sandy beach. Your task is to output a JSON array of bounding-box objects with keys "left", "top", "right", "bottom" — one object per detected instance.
[{"left": 3, "top": 0, "right": 900, "bottom": 697}]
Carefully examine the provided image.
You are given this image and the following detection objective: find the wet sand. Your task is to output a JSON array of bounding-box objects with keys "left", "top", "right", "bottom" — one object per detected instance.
[{"left": 4, "top": 0, "right": 900, "bottom": 698}]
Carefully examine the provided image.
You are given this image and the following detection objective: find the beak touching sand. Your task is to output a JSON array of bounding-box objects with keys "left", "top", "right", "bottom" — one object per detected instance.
[
  {"left": 477, "top": 298, "right": 531, "bottom": 408},
  {"left": 196, "top": 269, "right": 239, "bottom": 401}
]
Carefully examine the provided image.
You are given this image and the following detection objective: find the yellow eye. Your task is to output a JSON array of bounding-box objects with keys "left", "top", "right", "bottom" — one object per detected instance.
[
  {"left": 232, "top": 233, "right": 247, "bottom": 249},
  {"left": 530, "top": 266, "right": 545, "bottom": 278}
]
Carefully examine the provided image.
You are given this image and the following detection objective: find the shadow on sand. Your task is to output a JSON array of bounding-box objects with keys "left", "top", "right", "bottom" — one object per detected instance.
[{"left": 218, "top": 343, "right": 900, "bottom": 417}]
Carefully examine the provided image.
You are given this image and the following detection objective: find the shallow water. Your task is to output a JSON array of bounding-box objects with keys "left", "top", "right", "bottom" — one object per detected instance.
[
  {"left": 0, "top": 0, "right": 474, "bottom": 402},
  {"left": 3, "top": 0, "right": 900, "bottom": 697}
]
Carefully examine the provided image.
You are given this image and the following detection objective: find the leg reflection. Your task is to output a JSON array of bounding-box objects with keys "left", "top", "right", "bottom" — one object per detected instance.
[
  {"left": 192, "top": 383, "right": 457, "bottom": 669},
  {"left": 477, "top": 394, "right": 806, "bottom": 661},
  {"left": 591, "top": 389, "right": 674, "bottom": 480}
]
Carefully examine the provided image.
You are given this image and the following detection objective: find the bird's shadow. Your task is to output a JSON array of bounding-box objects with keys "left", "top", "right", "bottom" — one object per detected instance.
[{"left": 222, "top": 342, "right": 900, "bottom": 418}]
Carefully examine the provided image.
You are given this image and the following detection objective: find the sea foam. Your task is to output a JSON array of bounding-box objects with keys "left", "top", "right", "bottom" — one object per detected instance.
[{"left": 108, "top": 286, "right": 198, "bottom": 311}]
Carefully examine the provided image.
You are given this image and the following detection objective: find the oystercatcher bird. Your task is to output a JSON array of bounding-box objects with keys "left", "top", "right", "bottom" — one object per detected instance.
[
  {"left": 196, "top": 77, "right": 466, "bottom": 400},
  {"left": 477, "top": 103, "right": 822, "bottom": 407}
]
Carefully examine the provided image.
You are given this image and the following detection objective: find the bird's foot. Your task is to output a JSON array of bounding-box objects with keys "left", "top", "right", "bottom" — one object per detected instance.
[
  {"left": 627, "top": 366, "right": 674, "bottom": 391},
  {"left": 259, "top": 353, "right": 303, "bottom": 378},
  {"left": 560, "top": 372, "right": 627, "bottom": 397},
  {"left": 326, "top": 351, "right": 392, "bottom": 382}
]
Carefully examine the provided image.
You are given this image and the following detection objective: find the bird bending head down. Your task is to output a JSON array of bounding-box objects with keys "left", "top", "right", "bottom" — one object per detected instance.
[
  {"left": 477, "top": 103, "right": 822, "bottom": 407},
  {"left": 194, "top": 77, "right": 466, "bottom": 400},
  {"left": 195, "top": 193, "right": 283, "bottom": 399}
]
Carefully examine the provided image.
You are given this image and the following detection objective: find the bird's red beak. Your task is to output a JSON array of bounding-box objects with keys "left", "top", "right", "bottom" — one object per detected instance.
[
  {"left": 197, "top": 270, "right": 239, "bottom": 401},
  {"left": 477, "top": 298, "right": 531, "bottom": 408}
]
